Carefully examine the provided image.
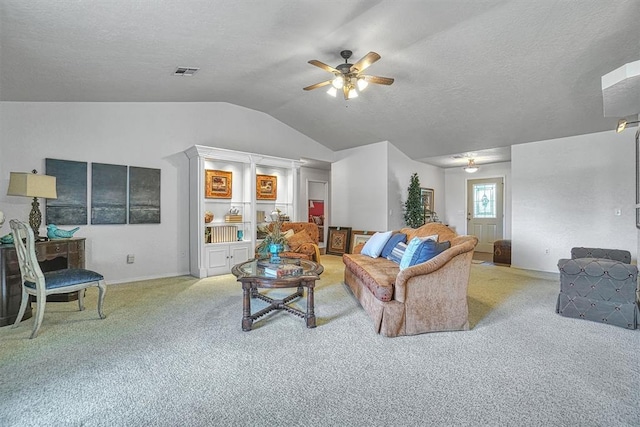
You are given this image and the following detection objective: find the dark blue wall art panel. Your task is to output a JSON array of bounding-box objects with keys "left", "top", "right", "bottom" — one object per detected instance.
[
  {"left": 128, "top": 166, "right": 161, "bottom": 224},
  {"left": 91, "top": 163, "right": 127, "bottom": 224},
  {"left": 45, "top": 158, "right": 88, "bottom": 225}
]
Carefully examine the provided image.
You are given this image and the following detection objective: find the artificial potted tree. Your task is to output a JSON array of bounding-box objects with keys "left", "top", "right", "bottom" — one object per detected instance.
[{"left": 404, "top": 172, "right": 425, "bottom": 228}]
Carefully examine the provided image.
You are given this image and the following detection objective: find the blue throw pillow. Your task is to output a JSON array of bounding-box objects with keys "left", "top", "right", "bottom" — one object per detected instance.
[
  {"left": 387, "top": 242, "right": 407, "bottom": 264},
  {"left": 409, "top": 240, "right": 451, "bottom": 267},
  {"left": 380, "top": 233, "right": 407, "bottom": 258},
  {"left": 399, "top": 237, "right": 425, "bottom": 270},
  {"left": 360, "top": 231, "right": 393, "bottom": 258}
]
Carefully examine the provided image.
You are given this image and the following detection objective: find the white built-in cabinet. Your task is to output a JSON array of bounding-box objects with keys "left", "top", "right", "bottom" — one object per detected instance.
[{"left": 185, "top": 145, "right": 300, "bottom": 278}]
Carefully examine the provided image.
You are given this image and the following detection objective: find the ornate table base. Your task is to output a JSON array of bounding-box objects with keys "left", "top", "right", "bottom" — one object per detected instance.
[
  {"left": 242, "top": 281, "right": 316, "bottom": 331},
  {"left": 232, "top": 258, "right": 323, "bottom": 331}
]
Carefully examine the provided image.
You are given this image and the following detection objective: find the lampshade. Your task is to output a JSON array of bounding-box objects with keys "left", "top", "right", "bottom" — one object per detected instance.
[
  {"left": 7, "top": 172, "right": 57, "bottom": 199},
  {"left": 326, "top": 86, "right": 338, "bottom": 97},
  {"left": 357, "top": 78, "right": 368, "bottom": 91},
  {"left": 347, "top": 86, "right": 358, "bottom": 99},
  {"left": 463, "top": 159, "right": 479, "bottom": 173},
  {"left": 331, "top": 76, "right": 344, "bottom": 89}
]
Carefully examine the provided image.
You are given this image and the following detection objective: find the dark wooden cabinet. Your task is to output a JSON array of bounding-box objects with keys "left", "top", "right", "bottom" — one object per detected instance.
[{"left": 0, "top": 238, "right": 86, "bottom": 326}]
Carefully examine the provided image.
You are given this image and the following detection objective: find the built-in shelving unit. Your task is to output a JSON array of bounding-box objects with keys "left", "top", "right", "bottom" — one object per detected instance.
[{"left": 185, "top": 145, "right": 300, "bottom": 277}]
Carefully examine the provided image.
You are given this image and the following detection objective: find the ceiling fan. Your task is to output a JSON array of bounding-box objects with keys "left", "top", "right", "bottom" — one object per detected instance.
[{"left": 303, "top": 50, "right": 394, "bottom": 100}]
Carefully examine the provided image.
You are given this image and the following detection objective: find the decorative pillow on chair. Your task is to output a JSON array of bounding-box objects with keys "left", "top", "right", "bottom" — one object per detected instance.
[
  {"left": 283, "top": 229, "right": 295, "bottom": 239},
  {"left": 381, "top": 233, "right": 407, "bottom": 258},
  {"left": 287, "top": 230, "right": 315, "bottom": 251},
  {"left": 360, "top": 231, "right": 393, "bottom": 258}
]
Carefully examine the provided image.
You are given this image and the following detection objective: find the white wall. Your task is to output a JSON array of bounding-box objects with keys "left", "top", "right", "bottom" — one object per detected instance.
[
  {"left": 512, "top": 130, "right": 637, "bottom": 272},
  {"left": 331, "top": 142, "right": 388, "bottom": 230},
  {"left": 388, "top": 143, "right": 444, "bottom": 230},
  {"left": 332, "top": 141, "right": 445, "bottom": 232},
  {"left": 445, "top": 161, "right": 512, "bottom": 237},
  {"left": 0, "top": 102, "right": 334, "bottom": 283}
]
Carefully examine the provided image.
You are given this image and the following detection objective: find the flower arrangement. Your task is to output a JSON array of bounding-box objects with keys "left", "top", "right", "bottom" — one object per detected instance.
[{"left": 256, "top": 209, "right": 289, "bottom": 257}]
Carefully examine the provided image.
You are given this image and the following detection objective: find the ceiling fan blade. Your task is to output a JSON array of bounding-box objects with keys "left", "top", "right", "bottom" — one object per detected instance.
[
  {"left": 303, "top": 80, "right": 333, "bottom": 91},
  {"left": 343, "top": 85, "right": 349, "bottom": 100},
  {"left": 363, "top": 75, "right": 394, "bottom": 85},
  {"left": 350, "top": 52, "right": 381, "bottom": 73},
  {"left": 308, "top": 59, "right": 339, "bottom": 73}
]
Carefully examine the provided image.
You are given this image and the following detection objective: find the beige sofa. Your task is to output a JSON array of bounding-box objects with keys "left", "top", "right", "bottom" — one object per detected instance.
[{"left": 342, "top": 223, "right": 478, "bottom": 337}]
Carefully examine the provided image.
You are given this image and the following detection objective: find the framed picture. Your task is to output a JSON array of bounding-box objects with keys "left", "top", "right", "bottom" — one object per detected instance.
[
  {"left": 256, "top": 174, "right": 277, "bottom": 200},
  {"left": 349, "top": 230, "right": 378, "bottom": 253},
  {"left": 327, "top": 226, "right": 352, "bottom": 256},
  {"left": 45, "top": 158, "right": 88, "bottom": 225},
  {"left": 205, "top": 170, "right": 232, "bottom": 199},
  {"left": 421, "top": 187, "right": 434, "bottom": 213},
  {"left": 91, "top": 163, "right": 127, "bottom": 224},
  {"left": 129, "top": 166, "right": 161, "bottom": 224}
]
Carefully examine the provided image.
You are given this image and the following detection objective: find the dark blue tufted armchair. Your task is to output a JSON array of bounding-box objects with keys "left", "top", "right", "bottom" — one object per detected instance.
[{"left": 557, "top": 247, "right": 638, "bottom": 329}]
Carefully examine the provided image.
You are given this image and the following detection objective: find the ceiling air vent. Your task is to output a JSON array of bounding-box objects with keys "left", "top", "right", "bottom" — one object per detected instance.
[{"left": 174, "top": 67, "right": 200, "bottom": 76}]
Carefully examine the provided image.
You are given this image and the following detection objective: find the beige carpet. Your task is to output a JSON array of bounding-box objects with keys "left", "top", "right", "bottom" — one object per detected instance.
[
  {"left": 2, "top": 255, "right": 638, "bottom": 426},
  {"left": 0, "top": 254, "right": 536, "bottom": 338}
]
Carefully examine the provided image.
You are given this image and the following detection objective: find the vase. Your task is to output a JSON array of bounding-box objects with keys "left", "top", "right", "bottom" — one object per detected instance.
[{"left": 269, "top": 243, "right": 283, "bottom": 264}]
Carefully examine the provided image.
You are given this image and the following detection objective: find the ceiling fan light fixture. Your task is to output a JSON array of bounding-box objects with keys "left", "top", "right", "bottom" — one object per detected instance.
[
  {"left": 616, "top": 118, "right": 640, "bottom": 133},
  {"left": 357, "top": 78, "right": 368, "bottom": 91},
  {"left": 326, "top": 87, "right": 338, "bottom": 97},
  {"left": 463, "top": 159, "right": 479, "bottom": 173},
  {"left": 331, "top": 76, "right": 344, "bottom": 89},
  {"left": 305, "top": 50, "right": 394, "bottom": 99}
]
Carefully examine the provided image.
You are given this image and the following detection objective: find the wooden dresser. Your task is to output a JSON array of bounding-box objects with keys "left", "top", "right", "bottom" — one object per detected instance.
[{"left": 0, "top": 238, "right": 86, "bottom": 326}]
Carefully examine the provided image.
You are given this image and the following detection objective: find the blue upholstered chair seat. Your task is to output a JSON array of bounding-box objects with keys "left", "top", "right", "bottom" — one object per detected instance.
[
  {"left": 25, "top": 269, "right": 104, "bottom": 290},
  {"left": 10, "top": 219, "right": 107, "bottom": 338}
]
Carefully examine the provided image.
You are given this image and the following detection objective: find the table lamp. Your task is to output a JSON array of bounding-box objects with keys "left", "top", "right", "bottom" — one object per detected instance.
[{"left": 7, "top": 170, "right": 57, "bottom": 240}]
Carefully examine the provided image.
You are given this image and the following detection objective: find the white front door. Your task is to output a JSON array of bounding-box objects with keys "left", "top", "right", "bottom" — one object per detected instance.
[{"left": 467, "top": 177, "right": 504, "bottom": 253}]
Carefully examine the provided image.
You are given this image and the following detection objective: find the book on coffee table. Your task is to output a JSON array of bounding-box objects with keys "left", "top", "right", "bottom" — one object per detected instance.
[{"left": 263, "top": 264, "right": 303, "bottom": 278}]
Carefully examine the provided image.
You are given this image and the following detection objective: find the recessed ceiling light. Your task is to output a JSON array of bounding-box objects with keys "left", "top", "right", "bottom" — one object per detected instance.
[{"left": 174, "top": 67, "right": 200, "bottom": 76}]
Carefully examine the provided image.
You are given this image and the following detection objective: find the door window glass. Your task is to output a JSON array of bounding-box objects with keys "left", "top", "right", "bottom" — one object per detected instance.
[{"left": 473, "top": 183, "right": 496, "bottom": 218}]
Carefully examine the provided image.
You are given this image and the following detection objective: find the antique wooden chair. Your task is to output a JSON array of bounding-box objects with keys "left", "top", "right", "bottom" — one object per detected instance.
[{"left": 10, "top": 220, "right": 107, "bottom": 338}]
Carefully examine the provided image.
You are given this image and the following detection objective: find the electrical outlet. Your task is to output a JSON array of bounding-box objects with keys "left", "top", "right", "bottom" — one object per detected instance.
[
  {"left": 127, "top": 254, "right": 135, "bottom": 264},
  {"left": 544, "top": 248, "right": 550, "bottom": 255}
]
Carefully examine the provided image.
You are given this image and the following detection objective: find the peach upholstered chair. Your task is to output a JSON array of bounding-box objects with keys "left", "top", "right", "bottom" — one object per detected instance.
[{"left": 258, "top": 222, "right": 321, "bottom": 263}]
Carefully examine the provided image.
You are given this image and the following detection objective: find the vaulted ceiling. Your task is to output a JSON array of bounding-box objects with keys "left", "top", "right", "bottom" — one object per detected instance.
[{"left": 1, "top": 1, "right": 638, "bottom": 167}]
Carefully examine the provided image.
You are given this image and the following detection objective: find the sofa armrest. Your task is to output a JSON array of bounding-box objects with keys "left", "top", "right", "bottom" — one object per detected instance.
[
  {"left": 296, "top": 242, "right": 321, "bottom": 263},
  {"left": 394, "top": 235, "right": 478, "bottom": 303}
]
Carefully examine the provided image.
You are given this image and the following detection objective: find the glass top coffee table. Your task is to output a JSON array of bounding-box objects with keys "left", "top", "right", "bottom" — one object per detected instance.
[{"left": 232, "top": 258, "right": 324, "bottom": 331}]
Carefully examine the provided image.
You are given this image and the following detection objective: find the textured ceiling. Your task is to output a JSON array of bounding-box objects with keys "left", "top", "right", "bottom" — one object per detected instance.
[{"left": 1, "top": 0, "right": 639, "bottom": 168}]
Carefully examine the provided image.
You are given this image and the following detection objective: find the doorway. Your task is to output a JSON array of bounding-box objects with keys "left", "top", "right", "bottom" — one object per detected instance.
[
  {"left": 307, "top": 180, "right": 328, "bottom": 248},
  {"left": 467, "top": 177, "right": 504, "bottom": 253}
]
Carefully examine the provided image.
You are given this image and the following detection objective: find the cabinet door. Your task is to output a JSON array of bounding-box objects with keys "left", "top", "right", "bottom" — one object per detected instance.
[
  {"left": 205, "top": 246, "right": 230, "bottom": 276},
  {"left": 229, "top": 244, "right": 250, "bottom": 266}
]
